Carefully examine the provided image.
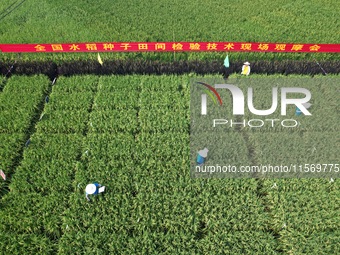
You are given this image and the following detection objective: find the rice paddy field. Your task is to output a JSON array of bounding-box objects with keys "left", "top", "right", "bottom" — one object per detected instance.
[{"left": 0, "top": 0, "right": 339, "bottom": 254}]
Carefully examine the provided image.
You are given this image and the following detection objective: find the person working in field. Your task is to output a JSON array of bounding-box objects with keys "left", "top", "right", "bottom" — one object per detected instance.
[
  {"left": 241, "top": 61, "right": 251, "bottom": 75},
  {"left": 85, "top": 182, "right": 105, "bottom": 201}
]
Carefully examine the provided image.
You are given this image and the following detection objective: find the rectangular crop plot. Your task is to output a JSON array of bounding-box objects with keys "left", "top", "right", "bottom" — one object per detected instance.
[
  {"left": 93, "top": 91, "right": 139, "bottom": 110},
  {"left": 97, "top": 75, "right": 141, "bottom": 92},
  {"left": 0, "top": 133, "right": 25, "bottom": 169},
  {"left": 52, "top": 76, "right": 99, "bottom": 93},
  {"left": 35, "top": 110, "right": 89, "bottom": 134},
  {"left": 46, "top": 92, "right": 93, "bottom": 111},
  {"left": 89, "top": 109, "right": 138, "bottom": 134}
]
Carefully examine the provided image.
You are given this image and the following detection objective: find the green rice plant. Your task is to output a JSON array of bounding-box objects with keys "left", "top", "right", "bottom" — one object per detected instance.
[
  {"left": 140, "top": 75, "right": 190, "bottom": 93},
  {"left": 0, "top": 110, "right": 33, "bottom": 133},
  {"left": 0, "top": 134, "right": 25, "bottom": 170},
  {"left": 264, "top": 189, "right": 339, "bottom": 234},
  {"left": 9, "top": 159, "right": 78, "bottom": 194},
  {"left": 93, "top": 91, "right": 139, "bottom": 110},
  {"left": 194, "top": 231, "right": 279, "bottom": 254},
  {"left": 35, "top": 109, "right": 89, "bottom": 134},
  {"left": 0, "top": 75, "right": 49, "bottom": 133},
  {"left": 279, "top": 230, "right": 340, "bottom": 254},
  {"left": 51, "top": 75, "right": 99, "bottom": 93},
  {"left": 2, "top": 75, "right": 49, "bottom": 94},
  {"left": 127, "top": 176, "right": 269, "bottom": 233},
  {"left": 21, "top": 134, "right": 83, "bottom": 161},
  {"left": 45, "top": 92, "right": 93, "bottom": 111},
  {"left": 79, "top": 158, "right": 135, "bottom": 182},
  {"left": 0, "top": 233, "right": 56, "bottom": 254},
  {"left": 135, "top": 132, "right": 189, "bottom": 161},
  {"left": 0, "top": 192, "right": 68, "bottom": 239},
  {"left": 97, "top": 75, "right": 141, "bottom": 93},
  {"left": 83, "top": 133, "right": 135, "bottom": 161},
  {"left": 139, "top": 91, "right": 188, "bottom": 111},
  {"left": 138, "top": 107, "right": 189, "bottom": 133},
  {"left": 0, "top": 93, "right": 42, "bottom": 112},
  {"left": 89, "top": 109, "right": 138, "bottom": 134}
]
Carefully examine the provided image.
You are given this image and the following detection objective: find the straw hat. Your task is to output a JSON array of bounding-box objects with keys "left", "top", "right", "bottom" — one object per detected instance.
[{"left": 243, "top": 62, "right": 250, "bottom": 65}]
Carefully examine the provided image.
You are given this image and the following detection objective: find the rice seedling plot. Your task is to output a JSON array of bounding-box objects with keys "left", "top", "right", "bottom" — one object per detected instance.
[
  {"left": 0, "top": 133, "right": 24, "bottom": 196},
  {"left": 0, "top": 75, "right": 49, "bottom": 197},
  {"left": 0, "top": 233, "right": 56, "bottom": 254},
  {"left": 0, "top": 75, "right": 49, "bottom": 133},
  {"left": 0, "top": 135, "right": 83, "bottom": 240},
  {"left": 0, "top": 74, "right": 339, "bottom": 253}
]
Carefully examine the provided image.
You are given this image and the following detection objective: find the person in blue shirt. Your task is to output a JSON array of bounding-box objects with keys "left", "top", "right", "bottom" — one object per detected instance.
[
  {"left": 196, "top": 148, "right": 208, "bottom": 166},
  {"left": 85, "top": 182, "right": 102, "bottom": 201}
]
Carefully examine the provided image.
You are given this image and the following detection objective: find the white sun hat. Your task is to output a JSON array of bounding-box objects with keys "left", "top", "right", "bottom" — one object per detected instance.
[
  {"left": 85, "top": 184, "right": 97, "bottom": 195},
  {"left": 198, "top": 148, "right": 209, "bottom": 157},
  {"left": 244, "top": 61, "right": 250, "bottom": 65}
]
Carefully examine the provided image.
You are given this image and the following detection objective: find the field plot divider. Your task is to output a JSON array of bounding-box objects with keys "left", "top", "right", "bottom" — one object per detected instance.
[{"left": 24, "top": 77, "right": 54, "bottom": 145}]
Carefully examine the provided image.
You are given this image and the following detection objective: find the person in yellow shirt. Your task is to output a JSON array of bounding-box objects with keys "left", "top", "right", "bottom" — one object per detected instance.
[{"left": 241, "top": 61, "right": 251, "bottom": 75}]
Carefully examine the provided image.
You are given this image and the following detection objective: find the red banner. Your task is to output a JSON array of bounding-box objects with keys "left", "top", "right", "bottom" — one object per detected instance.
[{"left": 0, "top": 42, "right": 339, "bottom": 53}]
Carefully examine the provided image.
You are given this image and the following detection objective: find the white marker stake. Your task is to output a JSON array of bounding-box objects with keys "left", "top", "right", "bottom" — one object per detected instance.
[
  {"left": 39, "top": 113, "right": 44, "bottom": 121},
  {"left": 0, "top": 170, "right": 6, "bottom": 181}
]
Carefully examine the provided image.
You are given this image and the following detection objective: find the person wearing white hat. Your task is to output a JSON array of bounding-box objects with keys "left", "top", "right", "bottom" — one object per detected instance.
[
  {"left": 85, "top": 182, "right": 105, "bottom": 201},
  {"left": 241, "top": 61, "right": 251, "bottom": 76},
  {"left": 196, "top": 148, "right": 209, "bottom": 165}
]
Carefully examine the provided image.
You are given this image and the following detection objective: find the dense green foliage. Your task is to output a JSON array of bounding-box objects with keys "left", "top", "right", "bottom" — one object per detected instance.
[
  {"left": 0, "top": 0, "right": 339, "bottom": 62},
  {"left": 0, "top": 75, "right": 339, "bottom": 254},
  {"left": 0, "top": 75, "right": 49, "bottom": 197},
  {"left": 3, "top": 0, "right": 339, "bottom": 43},
  {"left": 0, "top": 1, "right": 339, "bottom": 253}
]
